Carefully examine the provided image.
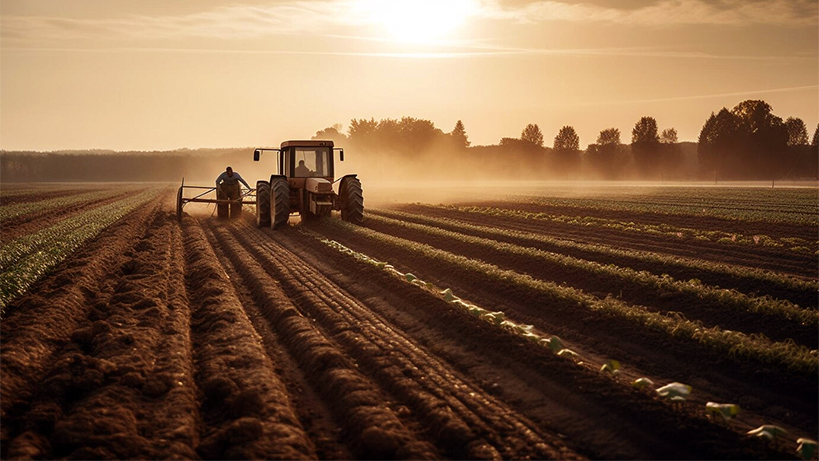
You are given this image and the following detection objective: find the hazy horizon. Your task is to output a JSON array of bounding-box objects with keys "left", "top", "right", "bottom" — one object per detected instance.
[{"left": 2, "top": 0, "right": 817, "bottom": 152}]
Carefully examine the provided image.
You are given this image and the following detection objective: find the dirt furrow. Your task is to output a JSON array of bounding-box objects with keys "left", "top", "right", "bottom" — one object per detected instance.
[
  {"left": 198, "top": 219, "right": 440, "bottom": 459},
  {"left": 362, "top": 215, "right": 817, "bottom": 347},
  {"left": 199, "top": 222, "right": 353, "bottom": 460},
  {"left": 309, "top": 220, "right": 819, "bottom": 439},
  {"left": 221, "top": 221, "right": 575, "bottom": 460},
  {"left": 181, "top": 217, "right": 316, "bottom": 460},
  {"left": 276, "top": 222, "right": 789, "bottom": 460},
  {"left": 4, "top": 209, "right": 201, "bottom": 458},
  {"left": 397, "top": 205, "right": 817, "bottom": 277},
  {"left": 0, "top": 193, "right": 167, "bottom": 452}
]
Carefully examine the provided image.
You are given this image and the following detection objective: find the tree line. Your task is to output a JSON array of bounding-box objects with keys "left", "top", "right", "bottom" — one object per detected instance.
[
  {"left": 314, "top": 99, "right": 816, "bottom": 181},
  {"left": 1, "top": 99, "right": 816, "bottom": 182}
]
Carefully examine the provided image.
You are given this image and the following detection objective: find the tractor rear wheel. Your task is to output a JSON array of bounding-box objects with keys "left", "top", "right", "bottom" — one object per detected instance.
[
  {"left": 340, "top": 177, "right": 364, "bottom": 224},
  {"left": 256, "top": 181, "right": 271, "bottom": 227},
  {"left": 271, "top": 177, "right": 290, "bottom": 229}
]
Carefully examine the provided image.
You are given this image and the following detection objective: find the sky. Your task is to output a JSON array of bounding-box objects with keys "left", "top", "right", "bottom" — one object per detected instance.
[{"left": 1, "top": 0, "right": 817, "bottom": 151}]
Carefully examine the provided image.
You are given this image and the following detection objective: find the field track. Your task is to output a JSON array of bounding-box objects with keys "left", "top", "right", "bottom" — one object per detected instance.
[{"left": 1, "top": 185, "right": 816, "bottom": 459}]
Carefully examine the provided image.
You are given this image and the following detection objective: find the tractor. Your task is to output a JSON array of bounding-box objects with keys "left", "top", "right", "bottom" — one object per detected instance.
[{"left": 253, "top": 140, "right": 363, "bottom": 228}]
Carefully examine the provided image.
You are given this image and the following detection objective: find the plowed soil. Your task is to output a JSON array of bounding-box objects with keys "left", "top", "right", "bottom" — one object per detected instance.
[{"left": 1, "top": 188, "right": 814, "bottom": 460}]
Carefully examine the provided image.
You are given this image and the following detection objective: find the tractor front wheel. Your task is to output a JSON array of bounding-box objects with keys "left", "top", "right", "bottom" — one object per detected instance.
[
  {"left": 340, "top": 177, "right": 364, "bottom": 225},
  {"left": 256, "top": 181, "right": 271, "bottom": 227},
  {"left": 271, "top": 177, "right": 290, "bottom": 229}
]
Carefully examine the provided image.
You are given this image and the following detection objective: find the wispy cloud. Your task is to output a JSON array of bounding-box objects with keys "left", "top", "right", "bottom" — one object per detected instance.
[
  {"left": 484, "top": 0, "right": 818, "bottom": 27},
  {"left": 2, "top": 0, "right": 815, "bottom": 48}
]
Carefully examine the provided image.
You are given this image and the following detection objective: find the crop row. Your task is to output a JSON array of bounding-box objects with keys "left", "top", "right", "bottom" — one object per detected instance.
[
  {"left": 365, "top": 213, "right": 817, "bottom": 336},
  {"left": 317, "top": 219, "right": 818, "bottom": 376},
  {"left": 513, "top": 186, "right": 818, "bottom": 225},
  {"left": 371, "top": 208, "right": 819, "bottom": 303},
  {"left": 0, "top": 187, "right": 138, "bottom": 223},
  {"left": 434, "top": 204, "right": 818, "bottom": 253},
  {"left": 0, "top": 188, "right": 161, "bottom": 312}
]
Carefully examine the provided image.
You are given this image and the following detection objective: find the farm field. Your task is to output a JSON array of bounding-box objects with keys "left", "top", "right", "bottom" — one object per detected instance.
[{"left": 1, "top": 182, "right": 817, "bottom": 459}]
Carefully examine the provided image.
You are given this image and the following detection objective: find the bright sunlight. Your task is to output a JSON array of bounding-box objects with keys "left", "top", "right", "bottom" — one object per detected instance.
[{"left": 364, "top": 0, "right": 477, "bottom": 43}]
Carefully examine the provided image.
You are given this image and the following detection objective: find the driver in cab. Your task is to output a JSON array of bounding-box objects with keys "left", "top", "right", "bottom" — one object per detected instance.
[{"left": 295, "top": 160, "right": 312, "bottom": 177}]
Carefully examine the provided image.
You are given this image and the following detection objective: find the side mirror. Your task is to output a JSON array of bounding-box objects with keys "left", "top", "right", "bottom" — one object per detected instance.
[
  {"left": 339, "top": 149, "right": 344, "bottom": 161},
  {"left": 253, "top": 149, "right": 261, "bottom": 161}
]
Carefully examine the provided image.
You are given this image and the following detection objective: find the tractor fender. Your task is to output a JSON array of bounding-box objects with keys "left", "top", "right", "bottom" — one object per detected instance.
[
  {"left": 335, "top": 174, "right": 358, "bottom": 193},
  {"left": 268, "top": 174, "right": 287, "bottom": 184}
]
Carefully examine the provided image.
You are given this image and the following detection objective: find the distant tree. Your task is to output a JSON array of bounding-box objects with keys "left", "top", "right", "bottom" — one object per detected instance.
[
  {"left": 347, "top": 118, "right": 379, "bottom": 148},
  {"left": 552, "top": 126, "right": 581, "bottom": 176},
  {"left": 660, "top": 128, "right": 678, "bottom": 144},
  {"left": 597, "top": 128, "right": 620, "bottom": 147},
  {"left": 658, "top": 127, "right": 683, "bottom": 178},
  {"left": 698, "top": 108, "right": 741, "bottom": 179},
  {"left": 730, "top": 100, "right": 788, "bottom": 179},
  {"left": 785, "top": 117, "right": 809, "bottom": 146},
  {"left": 813, "top": 123, "right": 819, "bottom": 147},
  {"left": 521, "top": 124, "right": 544, "bottom": 147},
  {"left": 313, "top": 123, "right": 348, "bottom": 143},
  {"left": 585, "top": 128, "right": 626, "bottom": 179},
  {"left": 553, "top": 126, "right": 580, "bottom": 152},
  {"left": 631, "top": 116, "right": 661, "bottom": 177},
  {"left": 450, "top": 120, "right": 470, "bottom": 148}
]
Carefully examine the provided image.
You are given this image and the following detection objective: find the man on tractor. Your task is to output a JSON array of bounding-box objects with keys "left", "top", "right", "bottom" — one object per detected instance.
[{"left": 215, "top": 166, "right": 251, "bottom": 219}]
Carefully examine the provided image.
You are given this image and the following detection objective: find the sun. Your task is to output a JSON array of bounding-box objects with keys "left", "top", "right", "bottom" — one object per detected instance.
[{"left": 365, "top": 0, "right": 476, "bottom": 44}]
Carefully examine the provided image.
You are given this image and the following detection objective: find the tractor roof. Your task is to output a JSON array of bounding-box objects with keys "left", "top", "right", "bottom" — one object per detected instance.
[{"left": 280, "top": 140, "right": 335, "bottom": 149}]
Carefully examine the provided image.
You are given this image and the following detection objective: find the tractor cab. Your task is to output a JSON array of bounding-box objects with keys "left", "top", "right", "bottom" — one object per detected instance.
[{"left": 253, "top": 140, "right": 362, "bottom": 229}]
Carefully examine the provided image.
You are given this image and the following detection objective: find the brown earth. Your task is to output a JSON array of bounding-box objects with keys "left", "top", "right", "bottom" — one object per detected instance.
[{"left": 0, "top": 189, "right": 813, "bottom": 459}]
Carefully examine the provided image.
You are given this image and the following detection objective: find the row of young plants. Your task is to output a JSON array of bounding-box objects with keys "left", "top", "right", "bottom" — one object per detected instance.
[
  {"left": 433, "top": 204, "right": 818, "bottom": 253},
  {"left": 512, "top": 187, "right": 818, "bottom": 225},
  {"left": 372, "top": 208, "right": 819, "bottom": 307},
  {"left": 366, "top": 212, "right": 817, "bottom": 326},
  {"left": 0, "top": 187, "right": 138, "bottom": 223},
  {"left": 316, "top": 233, "right": 813, "bottom": 460},
  {"left": 0, "top": 188, "right": 160, "bottom": 313},
  {"left": 318, "top": 219, "right": 818, "bottom": 376}
]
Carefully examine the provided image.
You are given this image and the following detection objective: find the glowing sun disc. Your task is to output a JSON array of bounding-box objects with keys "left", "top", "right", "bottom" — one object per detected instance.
[{"left": 366, "top": 0, "right": 475, "bottom": 43}]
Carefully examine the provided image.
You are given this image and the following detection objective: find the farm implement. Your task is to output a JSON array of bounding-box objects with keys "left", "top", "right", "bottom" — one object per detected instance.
[{"left": 175, "top": 178, "right": 256, "bottom": 221}]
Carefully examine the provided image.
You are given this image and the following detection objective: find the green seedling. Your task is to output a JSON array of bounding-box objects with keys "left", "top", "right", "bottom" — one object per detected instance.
[
  {"left": 747, "top": 424, "right": 787, "bottom": 441},
  {"left": 522, "top": 332, "right": 540, "bottom": 343},
  {"left": 631, "top": 377, "right": 654, "bottom": 389},
  {"left": 656, "top": 382, "right": 692, "bottom": 401},
  {"left": 600, "top": 360, "right": 621, "bottom": 375},
  {"left": 548, "top": 336, "right": 564, "bottom": 354},
  {"left": 796, "top": 438, "right": 817, "bottom": 460},
  {"left": 705, "top": 402, "right": 740, "bottom": 422},
  {"left": 557, "top": 348, "right": 580, "bottom": 360},
  {"left": 440, "top": 288, "right": 455, "bottom": 302},
  {"left": 405, "top": 273, "right": 417, "bottom": 282}
]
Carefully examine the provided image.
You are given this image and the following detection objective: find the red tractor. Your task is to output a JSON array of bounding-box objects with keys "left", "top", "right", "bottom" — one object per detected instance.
[{"left": 253, "top": 140, "right": 363, "bottom": 228}]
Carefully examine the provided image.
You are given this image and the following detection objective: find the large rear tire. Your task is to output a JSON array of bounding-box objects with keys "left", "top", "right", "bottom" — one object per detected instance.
[
  {"left": 271, "top": 177, "right": 290, "bottom": 229},
  {"left": 340, "top": 177, "right": 364, "bottom": 225},
  {"left": 256, "top": 181, "right": 271, "bottom": 227}
]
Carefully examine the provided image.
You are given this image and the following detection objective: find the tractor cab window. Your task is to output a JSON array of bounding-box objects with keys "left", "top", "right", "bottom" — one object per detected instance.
[{"left": 293, "top": 147, "right": 331, "bottom": 177}]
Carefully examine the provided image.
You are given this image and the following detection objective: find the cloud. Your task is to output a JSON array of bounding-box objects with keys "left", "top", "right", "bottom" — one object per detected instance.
[
  {"left": 2, "top": 0, "right": 815, "bottom": 48},
  {"left": 481, "top": 0, "right": 818, "bottom": 26}
]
